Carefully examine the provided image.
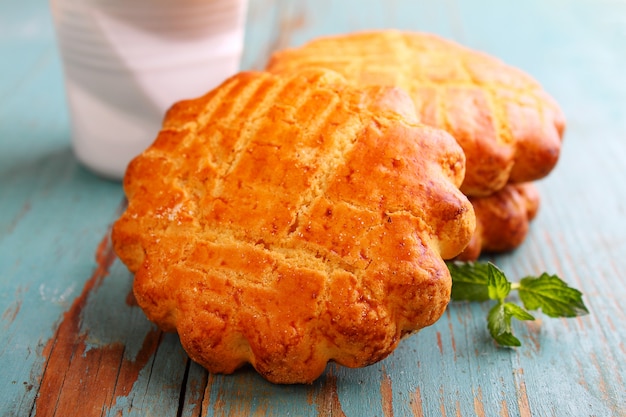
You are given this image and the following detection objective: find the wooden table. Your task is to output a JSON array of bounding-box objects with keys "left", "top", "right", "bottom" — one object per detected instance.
[{"left": 2, "top": 0, "right": 625, "bottom": 415}]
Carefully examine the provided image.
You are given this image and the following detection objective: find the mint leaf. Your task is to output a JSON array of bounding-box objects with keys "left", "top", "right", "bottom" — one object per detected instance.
[
  {"left": 486, "top": 263, "right": 511, "bottom": 301},
  {"left": 518, "top": 273, "right": 589, "bottom": 318},
  {"left": 446, "top": 260, "right": 589, "bottom": 347},
  {"left": 447, "top": 261, "right": 490, "bottom": 301},
  {"left": 487, "top": 302, "right": 535, "bottom": 347},
  {"left": 487, "top": 302, "right": 521, "bottom": 347},
  {"left": 504, "top": 302, "right": 535, "bottom": 321}
]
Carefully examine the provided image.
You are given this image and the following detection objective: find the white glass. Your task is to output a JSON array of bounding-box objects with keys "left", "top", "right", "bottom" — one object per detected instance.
[{"left": 51, "top": 0, "right": 248, "bottom": 179}]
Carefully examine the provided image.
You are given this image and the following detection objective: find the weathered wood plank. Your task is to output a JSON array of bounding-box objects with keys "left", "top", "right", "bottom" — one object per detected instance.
[
  {"left": 1, "top": 0, "right": 625, "bottom": 416},
  {"left": 31, "top": 232, "right": 157, "bottom": 417}
]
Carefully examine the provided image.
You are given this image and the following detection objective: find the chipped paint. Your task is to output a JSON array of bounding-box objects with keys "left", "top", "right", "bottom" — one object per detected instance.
[
  {"left": 181, "top": 365, "right": 209, "bottom": 417},
  {"left": 513, "top": 368, "right": 531, "bottom": 417},
  {"left": 33, "top": 233, "right": 161, "bottom": 416},
  {"left": 473, "top": 387, "right": 485, "bottom": 417},
  {"left": 313, "top": 370, "right": 346, "bottom": 417},
  {"left": 380, "top": 366, "right": 394, "bottom": 417},
  {"left": 439, "top": 386, "right": 447, "bottom": 417},
  {"left": 436, "top": 331, "right": 444, "bottom": 355},
  {"left": 105, "top": 329, "right": 162, "bottom": 413},
  {"left": 410, "top": 387, "right": 424, "bottom": 417},
  {"left": 500, "top": 399, "right": 510, "bottom": 417},
  {"left": 447, "top": 316, "right": 457, "bottom": 360},
  {"left": 2, "top": 297, "right": 22, "bottom": 328},
  {"left": 3, "top": 1, "right": 626, "bottom": 416}
]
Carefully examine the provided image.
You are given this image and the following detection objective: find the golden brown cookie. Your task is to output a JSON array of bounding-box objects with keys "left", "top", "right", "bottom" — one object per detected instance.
[
  {"left": 267, "top": 30, "right": 565, "bottom": 197},
  {"left": 112, "top": 68, "right": 475, "bottom": 384},
  {"left": 456, "top": 182, "right": 540, "bottom": 260}
]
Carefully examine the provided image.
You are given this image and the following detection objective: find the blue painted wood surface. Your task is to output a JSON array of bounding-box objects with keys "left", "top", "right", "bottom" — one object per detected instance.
[{"left": 1, "top": 0, "right": 625, "bottom": 416}]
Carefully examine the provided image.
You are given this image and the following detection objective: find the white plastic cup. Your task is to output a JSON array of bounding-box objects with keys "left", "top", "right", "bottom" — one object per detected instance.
[{"left": 50, "top": 0, "right": 248, "bottom": 180}]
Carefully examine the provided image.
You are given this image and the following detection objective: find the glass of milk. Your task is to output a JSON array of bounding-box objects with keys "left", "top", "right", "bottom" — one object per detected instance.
[{"left": 50, "top": 0, "right": 248, "bottom": 180}]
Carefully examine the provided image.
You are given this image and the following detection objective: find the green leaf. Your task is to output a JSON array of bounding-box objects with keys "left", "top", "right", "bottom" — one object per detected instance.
[
  {"left": 447, "top": 261, "right": 490, "bottom": 302},
  {"left": 448, "top": 261, "right": 589, "bottom": 348},
  {"left": 487, "top": 302, "right": 535, "bottom": 347},
  {"left": 486, "top": 262, "right": 511, "bottom": 301},
  {"left": 487, "top": 302, "right": 520, "bottom": 347},
  {"left": 504, "top": 302, "right": 535, "bottom": 321},
  {"left": 518, "top": 273, "right": 589, "bottom": 318}
]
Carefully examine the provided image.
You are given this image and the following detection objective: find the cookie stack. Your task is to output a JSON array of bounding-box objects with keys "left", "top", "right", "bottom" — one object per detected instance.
[
  {"left": 111, "top": 30, "right": 564, "bottom": 384},
  {"left": 267, "top": 30, "right": 565, "bottom": 260}
]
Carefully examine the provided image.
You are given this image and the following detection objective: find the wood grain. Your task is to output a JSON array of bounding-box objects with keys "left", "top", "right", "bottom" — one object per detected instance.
[{"left": 1, "top": 0, "right": 625, "bottom": 416}]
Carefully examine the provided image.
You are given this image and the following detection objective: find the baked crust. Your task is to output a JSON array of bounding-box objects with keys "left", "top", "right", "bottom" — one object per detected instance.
[
  {"left": 456, "top": 182, "right": 540, "bottom": 260},
  {"left": 267, "top": 30, "right": 565, "bottom": 197},
  {"left": 112, "top": 68, "right": 475, "bottom": 384}
]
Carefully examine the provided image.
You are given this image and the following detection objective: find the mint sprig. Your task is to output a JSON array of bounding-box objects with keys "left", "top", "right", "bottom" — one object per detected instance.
[
  {"left": 447, "top": 261, "right": 589, "bottom": 347},
  {"left": 518, "top": 273, "right": 588, "bottom": 318}
]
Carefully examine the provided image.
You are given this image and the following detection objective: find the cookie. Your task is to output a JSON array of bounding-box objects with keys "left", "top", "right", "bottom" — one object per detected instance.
[
  {"left": 112, "top": 68, "right": 475, "bottom": 383},
  {"left": 267, "top": 30, "right": 565, "bottom": 197}
]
